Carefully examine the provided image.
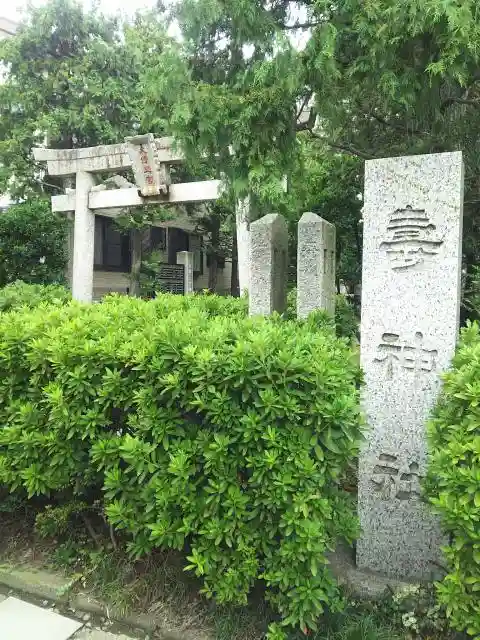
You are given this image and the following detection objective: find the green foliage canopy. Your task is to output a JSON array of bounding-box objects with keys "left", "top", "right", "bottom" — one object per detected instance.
[
  {"left": 3, "top": 0, "right": 480, "bottom": 291},
  {"left": 150, "top": 0, "right": 480, "bottom": 188},
  {"left": 0, "top": 199, "right": 69, "bottom": 287},
  {"left": 140, "top": 0, "right": 480, "bottom": 279},
  {"left": 0, "top": 0, "right": 167, "bottom": 198}
]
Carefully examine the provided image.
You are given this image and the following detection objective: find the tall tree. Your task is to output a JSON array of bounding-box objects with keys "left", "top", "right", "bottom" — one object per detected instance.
[
  {"left": 0, "top": 0, "right": 167, "bottom": 199},
  {"left": 287, "top": 138, "right": 363, "bottom": 293},
  {"left": 0, "top": 0, "right": 174, "bottom": 295},
  {"left": 141, "top": 0, "right": 480, "bottom": 287},
  {"left": 142, "top": 0, "right": 304, "bottom": 210},
  {"left": 149, "top": 0, "right": 480, "bottom": 186}
]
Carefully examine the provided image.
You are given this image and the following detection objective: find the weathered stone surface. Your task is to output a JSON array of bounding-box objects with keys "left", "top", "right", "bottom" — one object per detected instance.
[
  {"left": 90, "top": 175, "right": 135, "bottom": 192},
  {"left": 0, "top": 565, "right": 71, "bottom": 603},
  {"left": 236, "top": 198, "right": 251, "bottom": 295},
  {"left": 52, "top": 181, "right": 222, "bottom": 214},
  {"left": 69, "top": 594, "right": 105, "bottom": 618},
  {"left": 297, "top": 212, "right": 336, "bottom": 318},
  {"left": 72, "top": 171, "right": 96, "bottom": 302},
  {"left": 328, "top": 544, "right": 415, "bottom": 600},
  {"left": 73, "top": 630, "right": 135, "bottom": 640},
  {"left": 125, "top": 133, "right": 171, "bottom": 197},
  {"left": 357, "top": 152, "right": 464, "bottom": 579},
  {"left": 249, "top": 214, "right": 288, "bottom": 316},
  {"left": 33, "top": 136, "right": 184, "bottom": 176},
  {"left": 176, "top": 251, "right": 194, "bottom": 294}
]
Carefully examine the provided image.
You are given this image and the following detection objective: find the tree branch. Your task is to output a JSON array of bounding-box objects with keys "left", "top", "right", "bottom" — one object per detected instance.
[
  {"left": 296, "top": 105, "right": 317, "bottom": 131},
  {"left": 41, "top": 180, "right": 64, "bottom": 193},
  {"left": 370, "top": 113, "right": 429, "bottom": 136},
  {"left": 281, "top": 21, "right": 321, "bottom": 30},
  {"left": 309, "top": 132, "right": 376, "bottom": 159},
  {"left": 441, "top": 97, "right": 480, "bottom": 112},
  {"left": 81, "top": 513, "right": 101, "bottom": 548},
  {"left": 328, "top": 141, "right": 375, "bottom": 160},
  {"left": 109, "top": 524, "right": 118, "bottom": 551},
  {"left": 296, "top": 91, "right": 313, "bottom": 121}
]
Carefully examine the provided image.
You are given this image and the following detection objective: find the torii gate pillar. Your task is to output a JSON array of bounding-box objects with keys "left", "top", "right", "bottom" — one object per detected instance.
[{"left": 72, "top": 171, "right": 96, "bottom": 302}]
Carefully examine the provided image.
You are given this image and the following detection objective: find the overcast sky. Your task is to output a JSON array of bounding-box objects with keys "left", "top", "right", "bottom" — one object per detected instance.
[
  {"left": 3, "top": 0, "right": 156, "bottom": 22},
  {"left": 3, "top": 0, "right": 309, "bottom": 49}
]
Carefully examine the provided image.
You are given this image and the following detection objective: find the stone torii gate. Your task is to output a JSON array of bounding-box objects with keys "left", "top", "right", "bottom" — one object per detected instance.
[{"left": 33, "top": 134, "right": 222, "bottom": 302}]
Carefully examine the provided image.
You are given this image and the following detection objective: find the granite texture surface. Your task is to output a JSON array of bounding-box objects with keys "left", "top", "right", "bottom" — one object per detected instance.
[
  {"left": 357, "top": 152, "right": 464, "bottom": 579},
  {"left": 249, "top": 214, "right": 288, "bottom": 316},
  {"left": 297, "top": 212, "right": 336, "bottom": 318},
  {"left": 236, "top": 197, "right": 251, "bottom": 295}
]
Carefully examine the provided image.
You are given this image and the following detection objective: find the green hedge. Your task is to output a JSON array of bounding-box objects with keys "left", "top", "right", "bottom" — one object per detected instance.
[
  {"left": 0, "top": 281, "right": 71, "bottom": 312},
  {"left": 286, "top": 288, "right": 359, "bottom": 340},
  {"left": 426, "top": 321, "right": 480, "bottom": 639},
  {"left": 0, "top": 293, "right": 362, "bottom": 638}
]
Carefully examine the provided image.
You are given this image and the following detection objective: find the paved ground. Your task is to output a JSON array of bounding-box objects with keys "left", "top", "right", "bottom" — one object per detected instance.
[
  {"left": 0, "top": 594, "right": 137, "bottom": 640},
  {"left": 74, "top": 631, "right": 137, "bottom": 640}
]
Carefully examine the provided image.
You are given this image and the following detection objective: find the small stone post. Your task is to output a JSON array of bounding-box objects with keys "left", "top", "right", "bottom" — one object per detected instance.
[
  {"left": 72, "top": 171, "right": 95, "bottom": 302},
  {"left": 176, "top": 251, "right": 194, "bottom": 294},
  {"left": 297, "top": 212, "right": 336, "bottom": 318},
  {"left": 249, "top": 213, "right": 288, "bottom": 316},
  {"left": 358, "top": 152, "right": 464, "bottom": 580}
]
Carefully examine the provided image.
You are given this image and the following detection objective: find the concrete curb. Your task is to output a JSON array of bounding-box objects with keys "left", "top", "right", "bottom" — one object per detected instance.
[
  {"left": 0, "top": 564, "right": 185, "bottom": 639},
  {"left": 0, "top": 565, "right": 71, "bottom": 603}
]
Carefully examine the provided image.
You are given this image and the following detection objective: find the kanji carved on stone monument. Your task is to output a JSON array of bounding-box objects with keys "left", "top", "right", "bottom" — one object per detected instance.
[
  {"left": 374, "top": 331, "right": 437, "bottom": 379},
  {"left": 380, "top": 205, "right": 443, "bottom": 269},
  {"left": 371, "top": 453, "right": 422, "bottom": 501}
]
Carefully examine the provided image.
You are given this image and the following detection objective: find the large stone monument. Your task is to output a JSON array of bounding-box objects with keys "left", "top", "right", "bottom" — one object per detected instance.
[
  {"left": 297, "top": 212, "right": 336, "bottom": 318},
  {"left": 249, "top": 214, "right": 288, "bottom": 316},
  {"left": 357, "top": 152, "right": 464, "bottom": 579}
]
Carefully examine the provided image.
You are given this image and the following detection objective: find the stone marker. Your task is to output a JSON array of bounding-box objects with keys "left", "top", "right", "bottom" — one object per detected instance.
[
  {"left": 297, "top": 212, "right": 336, "bottom": 318},
  {"left": 249, "top": 214, "right": 288, "bottom": 316},
  {"left": 176, "top": 251, "right": 194, "bottom": 294},
  {"left": 357, "top": 152, "right": 464, "bottom": 579}
]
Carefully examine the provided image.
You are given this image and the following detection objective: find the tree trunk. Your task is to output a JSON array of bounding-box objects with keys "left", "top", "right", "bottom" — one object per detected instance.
[
  {"left": 231, "top": 229, "right": 239, "bottom": 297},
  {"left": 208, "top": 255, "right": 218, "bottom": 292},
  {"left": 208, "top": 215, "right": 221, "bottom": 293},
  {"left": 130, "top": 229, "right": 143, "bottom": 297}
]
